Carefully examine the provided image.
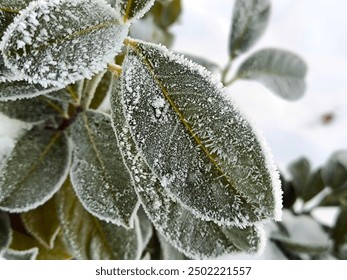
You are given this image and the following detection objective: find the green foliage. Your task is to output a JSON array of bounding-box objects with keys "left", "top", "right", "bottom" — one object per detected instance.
[{"left": 0, "top": 0, "right": 315, "bottom": 260}]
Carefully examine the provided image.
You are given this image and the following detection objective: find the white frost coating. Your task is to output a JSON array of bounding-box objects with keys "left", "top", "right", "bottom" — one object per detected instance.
[
  {"left": 0, "top": 132, "right": 72, "bottom": 213},
  {"left": 113, "top": 0, "right": 155, "bottom": 23},
  {"left": 4, "top": 248, "right": 39, "bottom": 260},
  {"left": 0, "top": 0, "right": 129, "bottom": 87},
  {"left": 122, "top": 39, "right": 283, "bottom": 227}
]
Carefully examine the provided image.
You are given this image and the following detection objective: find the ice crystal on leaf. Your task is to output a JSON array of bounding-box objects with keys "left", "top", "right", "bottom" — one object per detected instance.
[
  {"left": 0, "top": 0, "right": 129, "bottom": 87},
  {"left": 120, "top": 39, "right": 282, "bottom": 228}
]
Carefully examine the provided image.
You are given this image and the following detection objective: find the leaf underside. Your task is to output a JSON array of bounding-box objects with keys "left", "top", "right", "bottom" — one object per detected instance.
[{"left": 121, "top": 39, "right": 281, "bottom": 227}]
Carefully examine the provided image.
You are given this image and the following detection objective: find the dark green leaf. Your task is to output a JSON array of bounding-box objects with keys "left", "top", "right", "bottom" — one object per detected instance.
[
  {"left": 1, "top": 0, "right": 128, "bottom": 87},
  {"left": 121, "top": 39, "right": 282, "bottom": 227},
  {"left": 237, "top": 48, "right": 307, "bottom": 100},
  {"left": 280, "top": 174, "right": 297, "bottom": 209},
  {"left": 0, "top": 94, "right": 65, "bottom": 122},
  {"left": 56, "top": 181, "right": 141, "bottom": 260},
  {"left": 302, "top": 169, "right": 325, "bottom": 202},
  {"left": 70, "top": 110, "right": 138, "bottom": 228},
  {"left": 21, "top": 198, "right": 60, "bottom": 249},
  {"left": 113, "top": 0, "right": 155, "bottom": 22},
  {"left": 0, "top": 211, "right": 11, "bottom": 255},
  {"left": 322, "top": 151, "right": 347, "bottom": 189},
  {"left": 0, "top": 125, "right": 71, "bottom": 212},
  {"left": 319, "top": 182, "right": 347, "bottom": 207},
  {"left": 90, "top": 71, "right": 113, "bottom": 109},
  {"left": 110, "top": 73, "right": 265, "bottom": 259},
  {"left": 332, "top": 207, "right": 347, "bottom": 255},
  {"left": 229, "top": 0, "right": 271, "bottom": 58},
  {"left": 288, "top": 157, "right": 311, "bottom": 197},
  {"left": 150, "top": 0, "right": 181, "bottom": 29}
]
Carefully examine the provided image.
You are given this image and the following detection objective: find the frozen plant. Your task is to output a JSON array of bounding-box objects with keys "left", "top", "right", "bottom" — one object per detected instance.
[{"left": 0, "top": 0, "right": 306, "bottom": 259}]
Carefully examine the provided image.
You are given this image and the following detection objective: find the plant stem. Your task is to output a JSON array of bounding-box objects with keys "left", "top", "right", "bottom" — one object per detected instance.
[
  {"left": 221, "top": 59, "right": 232, "bottom": 86},
  {"left": 80, "top": 71, "right": 105, "bottom": 109},
  {"left": 224, "top": 75, "right": 240, "bottom": 87}
]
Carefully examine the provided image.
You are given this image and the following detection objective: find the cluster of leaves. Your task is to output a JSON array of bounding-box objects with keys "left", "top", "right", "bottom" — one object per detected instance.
[
  {"left": 270, "top": 151, "right": 347, "bottom": 259},
  {"left": 0, "top": 0, "right": 307, "bottom": 260}
]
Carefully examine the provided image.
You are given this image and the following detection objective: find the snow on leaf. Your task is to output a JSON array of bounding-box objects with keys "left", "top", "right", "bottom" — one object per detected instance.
[
  {"left": 56, "top": 180, "right": 142, "bottom": 260},
  {"left": 70, "top": 109, "right": 138, "bottom": 228},
  {"left": 157, "top": 233, "right": 186, "bottom": 260},
  {"left": 0, "top": 0, "right": 32, "bottom": 37},
  {"left": 0, "top": 125, "right": 72, "bottom": 212},
  {"left": 110, "top": 74, "right": 265, "bottom": 259},
  {"left": 3, "top": 248, "right": 38, "bottom": 260},
  {"left": 21, "top": 198, "right": 60, "bottom": 249},
  {"left": 237, "top": 48, "right": 307, "bottom": 100},
  {"left": 0, "top": 211, "right": 11, "bottom": 255},
  {"left": 111, "top": 0, "right": 155, "bottom": 23},
  {"left": 0, "top": 0, "right": 129, "bottom": 88},
  {"left": 0, "top": 94, "right": 66, "bottom": 122},
  {"left": 229, "top": 0, "right": 271, "bottom": 59},
  {"left": 121, "top": 39, "right": 282, "bottom": 227}
]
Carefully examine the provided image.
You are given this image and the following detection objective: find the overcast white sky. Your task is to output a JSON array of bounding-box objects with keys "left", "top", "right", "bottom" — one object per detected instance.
[{"left": 172, "top": 0, "right": 347, "bottom": 174}]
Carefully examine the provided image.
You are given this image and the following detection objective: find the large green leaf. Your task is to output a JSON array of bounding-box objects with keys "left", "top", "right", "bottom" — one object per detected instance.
[
  {"left": 21, "top": 198, "right": 60, "bottom": 249},
  {"left": 121, "top": 39, "right": 282, "bottom": 227},
  {"left": 111, "top": 0, "right": 155, "bottom": 23},
  {"left": 56, "top": 181, "right": 141, "bottom": 260},
  {"left": 0, "top": 94, "right": 66, "bottom": 122},
  {"left": 0, "top": 125, "right": 72, "bottom": 212},
  {"left": 0, "top": 211, "right": 11, "bottom": 255},
  {"left": 1, "top": 0, "right": 129, "bottom": 87},
  {"left": 110, "top": 73, "right": 265, "bottom": 259},
  {"left": 236, "top": 48, "right": 307, "bottom": 100},
  {"left": 0, "top": 1, "right": 32, "bottom": 37},
  {"left": 70, "top": 110, "right": 138, "bottom": 228},
  {"left": 229, "top": 0, "right": 271, "bottom": 59}
]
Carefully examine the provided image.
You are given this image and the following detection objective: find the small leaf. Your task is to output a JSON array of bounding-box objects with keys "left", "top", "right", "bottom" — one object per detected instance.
[
  {"left": 322, "top": 151, "right": 347, "bottom": 189},
  {"left": 0, "top": 94, "right": 65, "bottom": 122},
  {"left": 121, "top": 39, "right": 282, "bottom": 227},
  {"left": 56, "top": 180, "right": 141, "bottom": 260},
  {"left": 3, "top": 248, "right": 38, "bottom": 260},
  {"left": 332, "top": 207, "right": 347, "bottom": 255},
  {"left": 9, "top": 230, "right": 71, "bottom": 260},
  {"left": 0, "top": 0, "right": 32, "bottom": 37},
  {"left": 229, "top": 0, "right": 271, "bottom": 58},
  {"left": 150, "top": 0, "right": 181, "bottom": 29},
  {"left": 110, "top": 74, "right": 265, "bottom": 259},
  {"left": 302, "top": 169, "right": 325, "bottom": 202},
  {"left": 0, "top": 211, "right": 11, "bottom": 255},
  {"left": 288, "top": 157, "right": 311, "bottom": 197},
  {"left": 90, "top": 71, "right": 113, "bottom": 109},
  {"left": 1, "top": 0, "right": 129, "bottom": 87},
  {"left": 113, "top": 0, "right": 155, "bottom": 23},
  {"left": 237, "top": 48, "right": 307, "bottom": 100},
  {"left": 70, "top": 110, "right": 138, "bottom": 227},
  {"left": 0, "top": 125, "right": 72, "bottom": 212},
  {"left": 21, "top": 198, "right": 60, "bottom": 249}
]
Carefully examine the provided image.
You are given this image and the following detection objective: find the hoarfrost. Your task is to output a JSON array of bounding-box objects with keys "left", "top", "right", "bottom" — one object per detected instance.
[
  {"left": 121, "top": 39, "right": 282, "bottom": 227},
  {"left": 0, "top": 0, "right": 129, "bottom": 87},
  {"left": 109, "top": 0, "right": 155, "bottom": 23},
  {"left": 70, "top": 110, "right": 138, "bottom": 228}
]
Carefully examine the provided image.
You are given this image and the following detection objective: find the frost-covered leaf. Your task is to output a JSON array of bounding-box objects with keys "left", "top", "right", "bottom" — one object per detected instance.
[
  {"left": 237, "top": 48, "right": 307, "bottom": 100},
  {"left": 56, "top": 181, "right": 141, "bottom": 260},
  {"left": 110, "top": 74, "right": 265, "bottom": 259},
  {"left": 180, "top": 53, "right": 219, "bottom": 73},
  {"left": 45, "top": 88, "right": 76, "bottom": 104},
  {"left": 0, "top": 55, "right": 17, "bottom": 82},
  {"left": 0, "top": 94, "right": 65, "bottom": 122},
  {"left": 158, "top": 233, "right": 185, "bottom": 260},
  {"left": 90, "top": 71, "right": 113, "bottom": 109},
  {"left": 113, "top": 0, "right": 155, "bottom": 23},
  {"left": 121, "top": 39, "right": 282, "bottom": 227},
  {"left": 322, "top": 151, "right": 347, "bottom": 189},
  {"left": 3, "top": 248, "right": 38, "bottom": 260},
  {"left": 21, "top": 198, "right": 60, "bottom": 249},
  {"left": 0, "top": 211, "right": 11, "bottom": 254},
  {"left": 70, "top": 110, "right": 138, "bottom": 227},
  {"left": 0, "top": 1, "right": 32, "bottom": 37},
  {"left": 0, "top": 125, "right": 72, "bottom": 212},
  {"left": 9, "top": 230, "right": 71, "bottom": 260},
  {"left": 229, "top": 0, "right": 271, "bottom": 58},
  {"left": 1, "top": 0, "right": 129, "bottom": 88}
]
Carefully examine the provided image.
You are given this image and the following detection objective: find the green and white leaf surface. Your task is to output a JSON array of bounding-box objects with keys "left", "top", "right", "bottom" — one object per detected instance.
[
  {"left": 70, "top": 110, "right": 138, "bottom": 228},
  {"left": 0, "top": 0, "right": 129, "bottom": 87},
  {"left": 0, "top": 125, "right": 72, "bottom": 212},
  {"left": 109, "top": 0, "right": 155, "bottom": 23},
  {"left": 121, "top": 39, "right": 282, "bottom": 227},
  {"left": 110, "top": 73, "right": 266, "bottom": 259}
]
